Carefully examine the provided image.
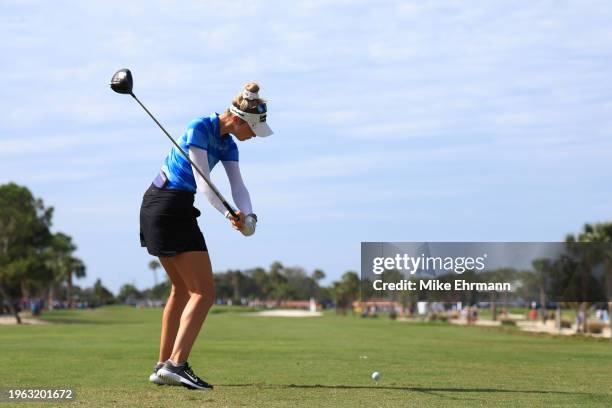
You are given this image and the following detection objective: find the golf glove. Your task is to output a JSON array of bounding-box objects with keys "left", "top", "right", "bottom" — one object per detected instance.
[{"left": 241, "top": 213, "right": 257, "bottom": 237}]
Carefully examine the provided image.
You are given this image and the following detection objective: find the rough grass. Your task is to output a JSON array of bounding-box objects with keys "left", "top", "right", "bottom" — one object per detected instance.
[{"left": 1, "top": 306, "right": 610, "bottom": 407}]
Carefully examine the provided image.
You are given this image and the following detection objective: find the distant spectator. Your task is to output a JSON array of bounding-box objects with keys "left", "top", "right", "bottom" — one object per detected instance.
[
  {"left": 529, "top": 308, "right": 538, "bottom": 321},
  {"left": 466, "top": 306, "right": 478, "bottom": 325},
  {"left": 576, "top": 310, "right": 585, "bottom": 333},
  {"left": 30, "top": 298, "right": 42, "bottom": 316}
]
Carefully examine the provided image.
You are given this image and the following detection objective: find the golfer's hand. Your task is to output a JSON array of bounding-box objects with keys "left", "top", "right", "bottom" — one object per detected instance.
[{"left": 229, "top": 211, "right": 246, "bottom": 231}]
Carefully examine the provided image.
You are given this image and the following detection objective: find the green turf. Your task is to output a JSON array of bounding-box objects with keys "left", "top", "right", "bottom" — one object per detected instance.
[{"left": 1, "top": 306, "right": 611, "bottom": 407}]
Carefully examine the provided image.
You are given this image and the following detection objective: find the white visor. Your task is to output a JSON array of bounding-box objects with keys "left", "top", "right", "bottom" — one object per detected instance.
[{"left": 229, "top": 105, "right": 273, "bottom": 137}]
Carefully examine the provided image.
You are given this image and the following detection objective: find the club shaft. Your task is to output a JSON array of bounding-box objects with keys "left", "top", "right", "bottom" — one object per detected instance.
[{"left": 129, "top": 92, "right": 239, "bottom": 219}]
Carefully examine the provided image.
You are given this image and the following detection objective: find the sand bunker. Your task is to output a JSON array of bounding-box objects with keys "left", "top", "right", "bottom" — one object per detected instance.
[
  {"left": 0, "top": 315, "right": 48, "bottom": 325},
  {"left": 250, "top": 310, "right": 322, "bottom": 317}
]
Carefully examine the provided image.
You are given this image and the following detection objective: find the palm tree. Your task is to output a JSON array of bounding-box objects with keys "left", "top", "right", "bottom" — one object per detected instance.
[
  {"left": 229, "top": 270, "right": 243, "bottom": 302},
  {"left": 148, "top": 260, "right": 160, "bottom": 287},
  {"left": 333, "top": 271, "right": 360, "bottom": 315},
  {"left": 268, "top": 266, "right": 289, "bottom": 304},
  {"left": 568, "top": 223, "right": 612, "bottom": 339},
  {"left": 532, "top": 259, "right": 553, "bottom": 323},
  {"left": 310, "top": 269, "right": 326, "bottom": 300},
  {"left": 484, "top": 268, "right": 517, "bottom": 321},
  {"left": 45, "top": 233, "right": 86, "bottom": 308},
  {"left": 312, "top": 269, "right": 326, "bottom": 282},
  {"left": 65, "top": 257, "right": 85, "bottom": 307}
]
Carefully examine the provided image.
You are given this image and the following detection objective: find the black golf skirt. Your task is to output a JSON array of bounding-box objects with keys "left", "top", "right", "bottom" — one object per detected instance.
[{"left": 139, "top": 184, "right": 207, "bottom": 256}]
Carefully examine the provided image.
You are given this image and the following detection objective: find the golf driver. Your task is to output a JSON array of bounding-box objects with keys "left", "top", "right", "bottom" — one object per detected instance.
[{"left": 109, "top": 68, "right": 239, "bottom": 221}]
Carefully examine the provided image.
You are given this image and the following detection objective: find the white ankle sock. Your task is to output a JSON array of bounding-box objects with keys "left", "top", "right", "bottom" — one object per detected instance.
[{"left": 167, "top": 359, "right": 186, "bottom": 367}]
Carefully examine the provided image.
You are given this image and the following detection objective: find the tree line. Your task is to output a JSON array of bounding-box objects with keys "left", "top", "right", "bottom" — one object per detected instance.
[
  {"left": 2, "top": 182, "right": 611, "bottom": 333},
  {"left": 116, "top": 260, "right": 361, "bottom": 311},
  {"left": 0, "top": 183, "right": 363, "bottom": 322},
  {"left": 0, "top": 183, "right": 89, "bottom": 323}
]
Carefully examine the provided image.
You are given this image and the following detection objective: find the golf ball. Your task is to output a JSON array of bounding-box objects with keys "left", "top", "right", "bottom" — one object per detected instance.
[{"left": 371, "top": 371, "right": 381, "bottom": 381}]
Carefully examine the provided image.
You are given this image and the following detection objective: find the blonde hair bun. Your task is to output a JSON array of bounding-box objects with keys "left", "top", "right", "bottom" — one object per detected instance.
[{"left": 232, "top": 82, "right": 266, "bottom": 113}]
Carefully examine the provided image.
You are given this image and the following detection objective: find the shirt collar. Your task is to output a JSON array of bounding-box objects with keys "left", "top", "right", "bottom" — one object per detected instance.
[
  {"left": 212, "top": 112, "right": 221, "bottom": 139},
  {"left": 213, "top": 112, "right": 231, "bottom": 140}
]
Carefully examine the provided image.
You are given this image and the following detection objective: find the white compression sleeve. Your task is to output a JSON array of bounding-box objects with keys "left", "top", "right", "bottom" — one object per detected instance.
[
  {"left": 189, "top": 146, "right": 228, "bottom": 216},
  {"left": 222, "top": 161, "right": 253, "bottom": 214}
]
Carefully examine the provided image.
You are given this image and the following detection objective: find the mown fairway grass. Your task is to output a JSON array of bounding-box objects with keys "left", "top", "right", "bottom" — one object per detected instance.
[{"left": 1, "top": 306, "right": 611, "bottom": 407}]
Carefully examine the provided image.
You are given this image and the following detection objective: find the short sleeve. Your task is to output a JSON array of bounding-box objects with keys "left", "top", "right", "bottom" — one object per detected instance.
[
  {"left": 221, "top": 139, "right": 239, "bottom": 162},
  {"left": 185, "top": 120, "right": 209, "bottom": 151}
]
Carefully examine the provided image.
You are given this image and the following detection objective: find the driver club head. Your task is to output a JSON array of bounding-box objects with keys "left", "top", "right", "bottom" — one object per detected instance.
[{"left": 110, "top": 68, "right": 133, "bottom": 94}]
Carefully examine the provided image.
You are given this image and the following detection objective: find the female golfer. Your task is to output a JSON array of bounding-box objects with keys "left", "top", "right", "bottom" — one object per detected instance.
[{"left": 139, "top": 83, "right": 272, "bottom": 390}]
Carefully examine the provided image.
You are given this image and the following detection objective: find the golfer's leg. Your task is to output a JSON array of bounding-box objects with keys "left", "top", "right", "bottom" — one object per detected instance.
[
  {"left": 158, "top": 256, "right": 190, "bottom": 363},
  {"left": 170, "top": 251, "right": 215, "bottom": 363}
]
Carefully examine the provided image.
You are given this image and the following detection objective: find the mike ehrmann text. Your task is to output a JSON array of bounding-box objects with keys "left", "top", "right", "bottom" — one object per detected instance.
[{"left": 372, "top": 279, "right": 512, "bottom": 292}]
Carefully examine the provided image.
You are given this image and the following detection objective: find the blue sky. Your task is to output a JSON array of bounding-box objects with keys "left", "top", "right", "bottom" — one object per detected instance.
[{"left": 1, "top": 1, "right": 611, "bottom": 293}]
